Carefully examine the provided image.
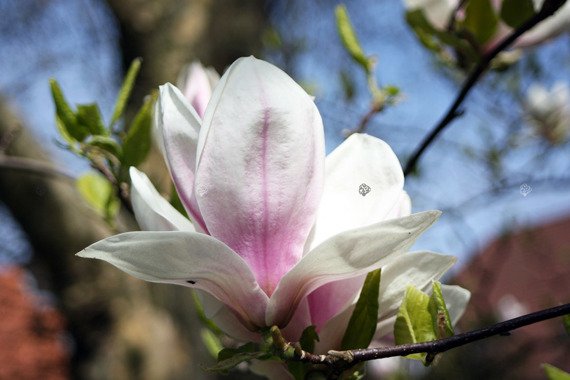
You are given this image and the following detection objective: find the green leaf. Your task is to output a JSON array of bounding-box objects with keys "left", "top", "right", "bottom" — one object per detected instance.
[
  {"left": 384, "top": 85, "right": 400, "bottom": 97},
  {"left": 463, "top": 0, "right": 499, "bottom": 45},
  {"left": 341, "top": 269, "right": 381, "bottom": 350},
  {"left": 500, "top": 0, "right": 536, "bottom": 28},
  {"left": 50, "top": 79, "right": 86, "bottom": 142},
  {"left": 428, "top": 281, "right": 454, "bottom": 339},
  {"left": 543, "top": 364, "right": 570, "bottom": 380},
  {"left": 121, "top": 92, "right": 156, "bottom": 167},
  {"left": 76, "top": 173, "right": 118, "bottom": 220},
  {"left": 206, "top": 343, "right": 266, "bottom": 373},
  {"left": 394, "top": 286, "right": 436, "bottom": 363},
  {"left": 335, "top": 4, "right": 373, "bottom": 74},
  {"left": 55, "top": 116, "right": 76, "bottom": 146},
  {"left": 563, "top": 314, "right": 570, "bottom": 335},
  {"left": 110, "top": 58, "right": 142, "bottom": 128},
  {"left": 76, "top": 103, "right": 107, "bottom": 136},
  {"left": 86, "top": 136, "right": 122, "bottom": 158}
]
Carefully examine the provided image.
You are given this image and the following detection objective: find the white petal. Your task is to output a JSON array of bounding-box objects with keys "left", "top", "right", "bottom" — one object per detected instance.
[
  {"left": 129, "top": 167, "right": 195, "bottom": 232},
  {"left": 516, "top": 2, "right": 570, "bottom": 48},
  {"left": 405, "top": 0, "right": 458, "bottom": 29},
  {"left": 385, "top": 191, "right": 412, "bottom": 220},
  {"left": 157, "top": 83, "right": 207, "bottom": 231},
  {"left": 267, "top": 211, "right": 441, "bottom": 327},
  {"left": 77, "top": 231, "right": 268, "bottom": 330},
  {"left": 309, "top": 134, "right": 405, "bottom": 249},
  {"left": 198, "top": 292, "right": 260, "bottom": 342},
  {"left": 194, "top": 56, "right": 325, "bottom": 295}
]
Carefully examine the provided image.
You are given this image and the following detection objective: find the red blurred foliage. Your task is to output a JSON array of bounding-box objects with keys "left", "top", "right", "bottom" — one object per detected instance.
[{"left": 0, "top": 266, "right": 69, "bottom": 380}]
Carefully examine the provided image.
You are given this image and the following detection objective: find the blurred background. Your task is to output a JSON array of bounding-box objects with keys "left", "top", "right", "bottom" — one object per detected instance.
[{"left": 0, "top": 0, "right": 568, "bottom": 379}]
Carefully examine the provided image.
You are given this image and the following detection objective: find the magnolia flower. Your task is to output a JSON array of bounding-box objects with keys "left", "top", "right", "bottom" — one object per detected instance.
[
  {"left": 526, "top": 81, "right": 570, "bottom": 144},
  {"left": 176, "top": 61, "right": 220, "bottom": 118},
  {"left": 405, "top": 0, "right": 570, "bottom": 61},
  {"left": 79, "top": 57, "right": 468, "bottom": 362}
]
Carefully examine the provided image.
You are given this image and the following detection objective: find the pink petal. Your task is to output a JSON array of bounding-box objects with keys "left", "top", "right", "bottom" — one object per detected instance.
[
  {"left": 267, "top": 211, "right": 441, "bottom": 327},
  {"left": 195, "top": 57, "right": 325, "bottom": 295},
  {"left": 307, "top": 276, "right": 365, "bottom": 331},
  {"left": 176, "top": 62, "right": 219, "bottom": 118}
]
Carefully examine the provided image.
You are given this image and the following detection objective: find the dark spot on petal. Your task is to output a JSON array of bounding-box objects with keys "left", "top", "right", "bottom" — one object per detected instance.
[{"left": 186, "top": 280, "right": 196, "bottom": 284}]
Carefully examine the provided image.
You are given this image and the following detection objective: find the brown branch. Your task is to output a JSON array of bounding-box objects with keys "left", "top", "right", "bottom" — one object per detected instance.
[
  {"left": 291, "top": 303, "right": 570, "bottom": 374},
  {"left": 403, "top": 0, "right": 568, "bottom": 177}
]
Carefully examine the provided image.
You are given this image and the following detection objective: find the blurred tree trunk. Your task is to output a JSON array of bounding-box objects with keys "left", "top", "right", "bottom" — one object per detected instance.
[{"left": 105, "top": 0, "right": 267, "bottom": 113}]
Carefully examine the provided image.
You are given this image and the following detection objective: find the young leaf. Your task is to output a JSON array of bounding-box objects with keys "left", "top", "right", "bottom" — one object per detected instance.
[
  {"left": 341, "top": 269, "right": 381, "bottom": 350},
  {"left": 50, "top": 79, "right": 86, "bottom": 142},
  {"left": 543, "top": 363, "right": 570, "bottom": 380},
  {"left": 76, "top": 172, "right": 117, "bottom": 219},
  {"left": 86, "top": 136, "right": 122, "bottom": 158},
  {"left": 428, "top": 281, "right": 454, "bottom": 339},
  {"left": 500, "top": 0, "right": 535, "bottom": 28},
  {"left": 463, "top": 0, "right": 499, "bottom": 45},
  {"left": 335, "top": 4, "right": 373, "bottom": 75},
  {"left": 393, "top": 285, "right": 436, "bottom": 363},
  {"left": 121, "top": 92, "right": 156, "bottom": 168},
  {"left": 110, "top": 58, "right": 142, "bottom": 128},
  {"left": 55, "top": 116, "right": 76, "bottom": 146},
  {"left": 76, "top": 103, "right": 107, "bottom": 136}
]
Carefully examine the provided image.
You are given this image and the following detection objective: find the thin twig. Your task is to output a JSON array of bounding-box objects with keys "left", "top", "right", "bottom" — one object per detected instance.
[
  {"left": 293, "top": 303, "right": 570, "bottom": 371},
  {"left": 403, "top": 0, "right": 568, "bottom": 177},
  {"left": 345, "top": 104, "right": 381, "bottom": 136}
]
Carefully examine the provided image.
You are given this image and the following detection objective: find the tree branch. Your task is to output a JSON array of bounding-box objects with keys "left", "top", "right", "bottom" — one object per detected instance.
[
  {"left": 292, "top": 303, "right": 570, "bottom": 372},
  {"left": 403, "top": 0, "right": 568, "bottom": 177}
]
